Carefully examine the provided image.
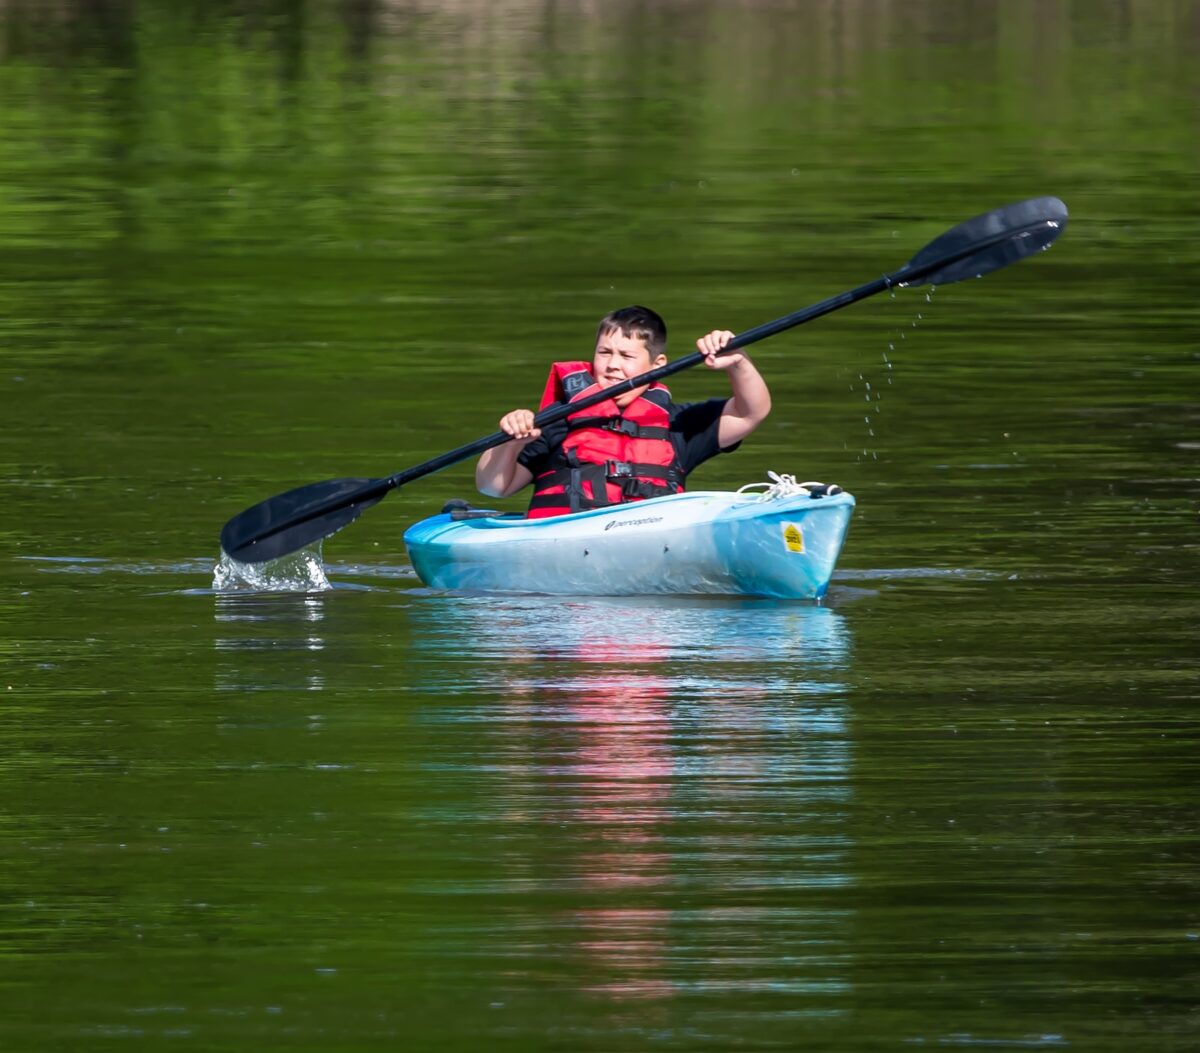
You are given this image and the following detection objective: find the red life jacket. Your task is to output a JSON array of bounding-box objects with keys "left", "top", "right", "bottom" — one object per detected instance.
[{"left": 526, "top": 361, "right": 686, "bottom": 519}]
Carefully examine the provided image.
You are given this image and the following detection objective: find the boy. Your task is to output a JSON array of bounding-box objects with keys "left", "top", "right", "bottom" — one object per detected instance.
[{"left": 475, "top": 305, "right": 771, "bottom": 518}]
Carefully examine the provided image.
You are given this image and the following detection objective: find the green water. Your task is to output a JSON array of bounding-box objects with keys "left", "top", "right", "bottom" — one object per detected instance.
[{"left": 1, "top": 1, "right": 1197, "bottom": 1048}]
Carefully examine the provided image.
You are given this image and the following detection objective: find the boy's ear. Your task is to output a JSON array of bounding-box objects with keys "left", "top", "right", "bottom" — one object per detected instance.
[{"left": 652, "top": 353, "right": 668, "bottom": 368}]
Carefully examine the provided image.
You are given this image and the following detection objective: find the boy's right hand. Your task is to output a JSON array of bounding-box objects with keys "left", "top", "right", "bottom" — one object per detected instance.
[{"left": 499, "top": 409, "right": 541, "bottom": 445}]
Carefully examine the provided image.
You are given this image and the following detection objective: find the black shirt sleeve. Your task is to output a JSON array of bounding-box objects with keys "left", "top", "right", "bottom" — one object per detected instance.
[{"left": 669, "top": 397, "right": 739, "bottom": 478}]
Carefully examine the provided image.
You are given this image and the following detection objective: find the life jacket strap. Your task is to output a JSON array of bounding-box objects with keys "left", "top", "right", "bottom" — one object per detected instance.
[
  {"left": 529, "top": 463, "right": 683, "bottom": 512},
  {"left": 602, "top": 460, "right": 677, "bottom": 483},
  {"left": 537, "top": 462, "right": 679, "bottom": 485},
  {"left": 616, "top": 478, "right": 679, "bottom": 500},
  {"left": 528, "top": 463, "right": 612, "bottom": 514},
  {"left": 565, "top": 416, "right": 671, "bottom": 440}
]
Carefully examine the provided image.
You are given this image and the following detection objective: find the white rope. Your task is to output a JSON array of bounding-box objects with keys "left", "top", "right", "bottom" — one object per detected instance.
[
  {"left": 737, "top": 471, "right": 843, "bottom": 502},
  {"left": 736, "top": 471, "right": 811, "bottom": 501}
]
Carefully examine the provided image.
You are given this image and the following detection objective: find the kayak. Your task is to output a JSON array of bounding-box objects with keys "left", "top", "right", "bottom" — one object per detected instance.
[{"left": 403, "top": 477, "right": 854, "bottom": 599}]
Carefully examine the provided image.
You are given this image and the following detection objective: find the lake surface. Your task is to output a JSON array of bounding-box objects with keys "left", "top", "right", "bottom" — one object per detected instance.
[{"left": 1, "top": 1, "right": 1197, "bottom": 1048}]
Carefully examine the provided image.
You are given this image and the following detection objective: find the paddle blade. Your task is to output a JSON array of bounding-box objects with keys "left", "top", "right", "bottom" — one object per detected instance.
[
  {"left": 898, "top": 195, "right": 1068, "bottom": 288},
  {"left": 220, "top": 476, "right": 390, "bottom": 564}
]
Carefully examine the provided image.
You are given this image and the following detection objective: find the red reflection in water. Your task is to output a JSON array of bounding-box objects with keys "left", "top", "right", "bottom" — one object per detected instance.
[
  {"left": 503, "top": 635, "right": 680, "bottom": 1001},
  {"left": 565, "top": 641, "right": 674, "bottom": 1000}
]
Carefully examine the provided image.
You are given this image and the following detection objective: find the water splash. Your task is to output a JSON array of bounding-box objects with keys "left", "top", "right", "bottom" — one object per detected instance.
[{"left": 212, "top": 543, "right": 331, "bottom": 593}]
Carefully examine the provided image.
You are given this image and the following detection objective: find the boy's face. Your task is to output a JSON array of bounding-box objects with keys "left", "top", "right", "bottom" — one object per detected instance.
[{"left": 593, "top": 328, "right": 667, "bottom": 407}]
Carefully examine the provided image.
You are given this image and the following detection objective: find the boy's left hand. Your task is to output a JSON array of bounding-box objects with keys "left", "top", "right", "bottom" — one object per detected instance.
[{"left": 696, "top": 329, "right": 743, "bottom": 370}]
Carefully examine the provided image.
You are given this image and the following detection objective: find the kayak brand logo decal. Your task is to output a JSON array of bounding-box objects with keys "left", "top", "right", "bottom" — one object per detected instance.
[
  {"left": 604, "top": 515, "right": 664, "bottom": 531},
  {"left": 782, "top": 522, "right": 805, "bottom": 553}
]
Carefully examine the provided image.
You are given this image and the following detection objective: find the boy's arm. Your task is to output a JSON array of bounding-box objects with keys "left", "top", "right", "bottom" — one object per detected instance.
[
  {"left": 696, "top": 330, "right": 772, "bottom": 448},
  {"left": 475, "top": 409, "right": 538, "bottom": 498}
]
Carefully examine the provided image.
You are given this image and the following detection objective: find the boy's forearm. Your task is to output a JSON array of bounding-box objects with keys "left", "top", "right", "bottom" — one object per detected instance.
[{"left": 476, "top": 443, "right": 522, "bottom": 497}]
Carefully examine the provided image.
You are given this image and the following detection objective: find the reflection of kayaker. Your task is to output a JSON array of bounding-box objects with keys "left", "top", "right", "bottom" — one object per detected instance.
[
  {"left": 475, "top": 305, "right": 772, "bottom": 517},
  {"left": 564, "top": 641, "right": 676, "bottom": 1003},
  {"left": 495, "top": 631, "right": 683, "bottom": 1002}
]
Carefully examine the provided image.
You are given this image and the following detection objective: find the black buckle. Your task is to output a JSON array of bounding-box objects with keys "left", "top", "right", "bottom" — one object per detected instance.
[
  {"left": 605, "top": 418, "right": 639, "bottom": 437},
  {"left": 606, "top": 460, "right": 634, "bottom": 479}
]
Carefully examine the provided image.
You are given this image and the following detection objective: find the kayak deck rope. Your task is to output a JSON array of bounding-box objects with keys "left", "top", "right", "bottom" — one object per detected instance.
[{"left": 737, "top": 471, "right": 844, "bottom": 501}]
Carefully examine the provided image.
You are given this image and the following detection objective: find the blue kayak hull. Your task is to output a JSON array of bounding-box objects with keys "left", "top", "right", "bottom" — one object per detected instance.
[{"left": 403, "top": 489, "right": 854, "bottom": 599}]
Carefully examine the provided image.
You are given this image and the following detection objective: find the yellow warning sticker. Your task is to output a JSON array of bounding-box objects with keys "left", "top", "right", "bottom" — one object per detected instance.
[{"left": 782, "top": 522, "right": 805, "bottom": 553}]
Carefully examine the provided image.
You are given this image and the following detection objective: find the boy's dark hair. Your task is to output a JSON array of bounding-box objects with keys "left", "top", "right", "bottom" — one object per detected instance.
[{"left": 596, "top": 305, "right": 667, "bottom": 358}]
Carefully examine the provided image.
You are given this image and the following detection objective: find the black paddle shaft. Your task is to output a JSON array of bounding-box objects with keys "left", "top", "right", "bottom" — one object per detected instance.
[{"left": 220, "top": 195, "right": 1067, "bottom": 562}]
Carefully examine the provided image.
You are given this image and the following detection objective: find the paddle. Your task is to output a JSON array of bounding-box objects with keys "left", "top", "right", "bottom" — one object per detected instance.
[{"left": 220, "top": 195, "right": 1067, "bottom": 563}]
